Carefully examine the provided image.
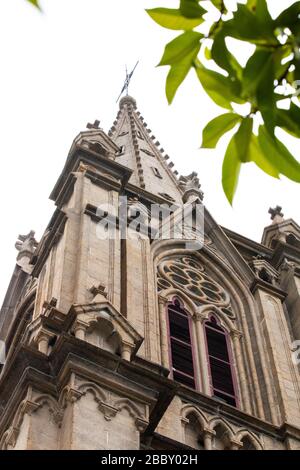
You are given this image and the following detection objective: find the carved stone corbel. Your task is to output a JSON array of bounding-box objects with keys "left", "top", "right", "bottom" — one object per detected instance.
[
  {"left": 230, "top": 329, "right": 243, "bottom": 341},
  {"left": 135, "top": 417, "right": 148, "bottom": 433},
  {"left": 230, "top": 438, "right": 244, "bottom": 450},
  {"left": 99, "top": 403, "right": 118, "bottom": 421},
  {"left": 61, "top": 386, "right": 84, "bottom": 406}
]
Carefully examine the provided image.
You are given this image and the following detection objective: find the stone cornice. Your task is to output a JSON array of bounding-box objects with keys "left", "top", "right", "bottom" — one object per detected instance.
[
  {"left": 176, "top": 386, "right": 280, "bottom": 440},
  {"left": 0, "top": 334, "right": 177, "bottom": 440},
  {"left": 141, "top": 432, "right": 195, "bottom": 450},
  {"left": 124, "top": 183, "right": 181, "bottom": 207},
  {"left": 263, "top": 218, "right": 300, "bottom": 240},
  {"left": 272, "top": 241, "right": 300, "bottom": 269},
  {"left": 50, "top": 146, "right": 132, "bottom": 205},
  {"left": 1, "top": 329, "right": 299, "bottom": 446},
  {"left": 53, "top": 173, "right": 77, "bottom": 209},
  {"left": 84, "top": 168, "right": 123, "bottom": 192},
  {"left": 84, "top": 203, "right": 158, "bottom": 239},
  {"left": 250, "top": 278, "right": 287, "bottom": 301},
  {"left": 222, "top": 227, "right": 273, "bottom": 260},
  {"left": 279, "top": 422, "right": 300, "bottom": 441},
  {"left": 31, "top": 209, "right": 67, "bottom": 278}
]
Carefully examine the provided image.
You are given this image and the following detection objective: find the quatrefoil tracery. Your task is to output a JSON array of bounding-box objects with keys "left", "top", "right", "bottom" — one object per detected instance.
[{"left": 157, "top": 256, "right": 232, "bottom": 312}]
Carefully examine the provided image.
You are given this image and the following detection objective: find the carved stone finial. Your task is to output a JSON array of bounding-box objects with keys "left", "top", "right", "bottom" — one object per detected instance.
[
  {"left": 15, "top": 231, "right": 38, "bottom": 271},
  {"left": 119, "top": 95, "right": 137, "bottom": 110},
  {"left": 43, "top": 297, "right": 58, "bottom": 309},
  {"left": 89, "top": 284, "right": 108, "bottom": 300},
  {"left": 269, "top": 205, "right": 284, "bottom": 225},
  {"left": 179, "top": 172, "right": 204, "bottom": 203},
  {"left": 280, "top": 258, "right": 296, "bottom": 272},
  {"left": 86, "top": 120, "right": 101, "bottom": 130}
]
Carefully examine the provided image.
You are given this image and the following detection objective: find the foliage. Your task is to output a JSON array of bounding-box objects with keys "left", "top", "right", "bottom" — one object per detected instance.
[
  {"left": 26, "top": 0, "right": 41, "bottom": 10},
  {"left": 147, "top": 1, "right": 300, "bottom": 204}
]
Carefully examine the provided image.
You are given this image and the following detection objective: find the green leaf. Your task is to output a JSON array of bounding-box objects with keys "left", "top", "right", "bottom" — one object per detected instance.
[
  {"left": 294, "top": 58, "right": 300, "bottom": 82},
  {"left": 255, "top": 0, "right": 273, "bottom": 24},
  {"left": 159, "top": 31, "right": 202, "bottom": 66},
  {"left": 180, "top": 0, "right": 205, "bottom": 18},
  {"left": 224, "top": 4, "right": 276, "bottom": 44},
  {"left": 276, "top": 103, "right": 300, "bottom": 138},
  {"left": 257, "top": 53, "right": 276, "bottom": 134},
  {"left": 258, "top": 125, "right": 300, "bottom": 182},
  {"left": 201, "top": 113, "right": 241, "bottom": 148},
  {"left": 275, "top": 2, "right": 300, "bottom": 28},
  {"left": 166, "top": 45, "right": 200, "bottom": 103},
  {"left": 146, "top": 8, "right": 204, "bottom": 30},
  {"left": 210, "top": 0, "right": 223, "bottom": 8},
  {"left": 246, "top": 0, "right": 257, "bottom": 12},
  {"left": 247, "top": 0, "right": 273, "bottom": 34},
  {"left": 211, "top": 31, "right": 243, "bottom": 80},
  {"left": 204, "top": 47, "right": 212, "bottom": 60},
  {"left": 242, "top": 48, "right": 276, "bottom": 133},
  {"left": 222, "top": 134, "right": 242, "bottom": 205},
  {"left": 234, "top": 117, "right": 253, "bottom": 163},
  {"left": 26, "top": 0, "right": 41, "bottom": 8},
  {"left": 195, "top": 63, "right": 244, "bottom": 110},
  {"left": 242, "top": 49, "right": 273, "bottom": 97},
  {"left": 249, "top": 134, "right": 280, "bottom": 178},
  {"left": 275, "top": 58, "right": 293, "bottom": 83}
]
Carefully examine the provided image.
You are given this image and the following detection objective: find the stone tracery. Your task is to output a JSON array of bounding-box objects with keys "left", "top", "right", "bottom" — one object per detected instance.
[{"left": 157, "top": 256, "right": 232, "bottom": 313}]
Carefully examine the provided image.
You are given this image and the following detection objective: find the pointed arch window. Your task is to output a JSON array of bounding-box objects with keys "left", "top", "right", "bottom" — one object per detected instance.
[
  {"left": 167, "top": 298, "right": 196, "bottom": 389},
  {"left": 204, "top": 316, "right": 238, "bottom": 407}
]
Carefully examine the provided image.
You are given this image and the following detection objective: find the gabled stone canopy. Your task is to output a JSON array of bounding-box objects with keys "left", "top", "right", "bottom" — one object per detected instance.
[
  {"left": 71, "top": 300, "right": 143, "bottom": 360},
  {"left": 262, "top": 218, "right": 300, "bottom": 249},
  {"left": 68, "top": 128, "right": 120, "bottom": 162}
]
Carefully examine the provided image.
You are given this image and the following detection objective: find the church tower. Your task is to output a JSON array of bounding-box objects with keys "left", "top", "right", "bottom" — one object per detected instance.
[{"left": 0, "top": 96, "right": 300, "bottom": 450}]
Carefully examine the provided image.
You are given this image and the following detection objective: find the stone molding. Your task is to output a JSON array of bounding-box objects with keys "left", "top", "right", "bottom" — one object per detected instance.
[{"left": 180, "top": 403, "right": 264, "bottom": 450}]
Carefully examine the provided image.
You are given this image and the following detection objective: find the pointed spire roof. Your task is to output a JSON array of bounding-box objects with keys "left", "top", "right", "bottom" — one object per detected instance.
[{"left": 108, "top": 96, "right": 183, "bottom": 204}]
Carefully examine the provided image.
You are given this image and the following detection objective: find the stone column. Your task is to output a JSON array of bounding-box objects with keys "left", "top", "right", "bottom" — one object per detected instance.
[
  {"left": 203, "top": 429, "right": 215, "bottom": 450},
  {"left": 231, "top": 330, "right": 252, "bottom": 415},
  {"left": 73, "top": 321, "right": 87, "bottom": 341},
  {"left": 121, "top": 342, "right": 132, "bottom": 361},
  {"left": 252, "top": 282, "right": 300, "bottom": 427},
  {"left": 194, "top": 313, "right": 210, "bottom": 395},
  {"left": 36, "top": 332, "right": 52, "bottom": 355},
  {"left": 158, "top": 296, "right": 169, "bottom": 369}
]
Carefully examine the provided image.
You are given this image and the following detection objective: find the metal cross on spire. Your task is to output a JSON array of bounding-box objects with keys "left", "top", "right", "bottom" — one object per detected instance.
[{"left": 116, "top": 61, "right": 139, "bottom": 103}]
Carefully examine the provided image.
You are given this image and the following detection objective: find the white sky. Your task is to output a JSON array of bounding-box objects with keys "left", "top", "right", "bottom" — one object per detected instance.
[{"left": 0, "top": 0, "right": 299, "bottom": 305}]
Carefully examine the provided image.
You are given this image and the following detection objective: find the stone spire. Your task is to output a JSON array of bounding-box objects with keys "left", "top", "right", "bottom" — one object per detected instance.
[{"left": 108, "top": 96, "right": 183, "bottom": 204}]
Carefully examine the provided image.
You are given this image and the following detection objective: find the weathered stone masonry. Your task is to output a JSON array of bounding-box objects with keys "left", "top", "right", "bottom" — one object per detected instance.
[{"left": 0, "top": 96, "right": 300, "bottom": 450}]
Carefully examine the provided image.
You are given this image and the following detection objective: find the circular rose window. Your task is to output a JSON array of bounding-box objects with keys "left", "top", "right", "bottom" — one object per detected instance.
[{"left": 157, "top": 256, "right": 231, "bottom": 310}]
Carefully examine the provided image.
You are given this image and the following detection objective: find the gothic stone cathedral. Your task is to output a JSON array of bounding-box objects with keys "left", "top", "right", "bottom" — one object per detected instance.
[{"left": 0, "top": 95, "right": 300, "bottom": 451}]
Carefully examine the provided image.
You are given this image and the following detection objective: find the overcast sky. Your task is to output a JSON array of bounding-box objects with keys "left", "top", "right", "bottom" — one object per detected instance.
[{"left": 0, "top": 0, "right": 298, "bottom": 305}]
